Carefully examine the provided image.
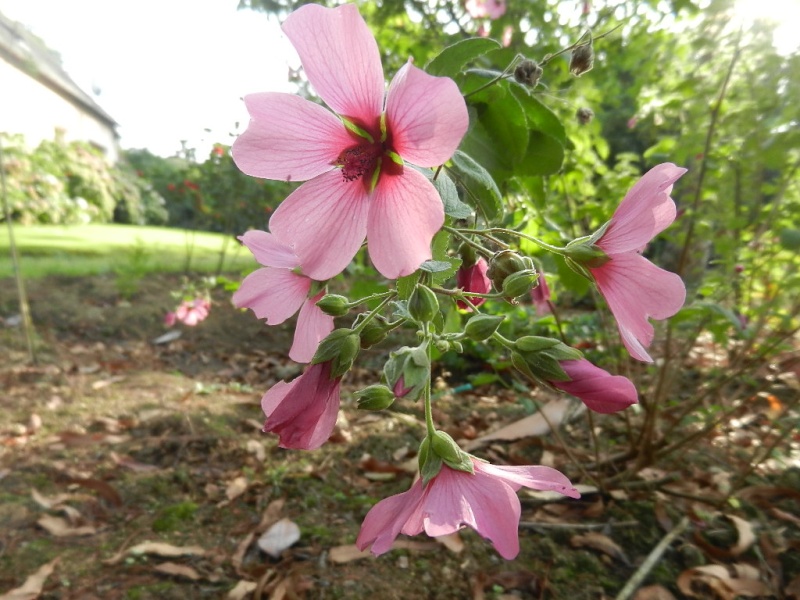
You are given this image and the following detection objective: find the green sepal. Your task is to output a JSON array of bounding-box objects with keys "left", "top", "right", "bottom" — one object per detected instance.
[
  {"left": 563, "top": 239, "right": 610, "bottom": 268},
  {"left": 408, "top": 285, "right": 440, "bottom": 323},
  {"left": 342, "top": 117, "right": 374, "bottom": 143},
  {"left": 386, "top": 150, "right": 404, "bottom": 166},
  {"left": 369, "top": 157, "right": 382, "bottom": 193},
  {"left": 515, "top": 336, "right": 561, "bottom": 352},
  {"left": 419, "top": 437, "right": 443, "bottom": 485},
  {"left": 430, "top": 431, "right": 474, "bottom": 474},
  {"left": 355, "top": 384, "right": 395, "bottom": 411},
  {"left": 501, "top": 270, "right": 539, "bottom": 299},
  {"left": 464, "top": 314, "right": 505, "bottom": 341},
  {"left": 313, "top": 328, "right": 360, "bottom": 378}
]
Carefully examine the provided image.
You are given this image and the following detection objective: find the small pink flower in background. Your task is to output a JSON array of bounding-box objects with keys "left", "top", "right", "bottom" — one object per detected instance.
[
  {"left": 530, "top": 270, "right": 551, "bottom": 315},
  {"left": 232, "top": 4, "right": 468, "bottom": 280},
  {"left": 627, "top": 116, "right": 638, "bottom": 129},
  {"left": 233, "top": 230, "right": 334, "bottom": 363},
  {"left": 501, "top": 25, "right": 513, "bottom": 47},
  {"left": 589, "top": 163, "right": 688, "bottom": 362},
  {"left": 260, "top": 361, "right": 341, "bottom": 450},
  {"left": 465, "top": 0, "right": 507, "bottom": 20},
  {"left": 456, "top": 257, "right": 491, "bottom": 310},
  {"left": 551, "top": 359, "right": 638, "bottom": 414},
  {"left": 356, "top": 458, "right": 579, "bottom": 559},
  {"left": 169, "top": 298, "right": 210, "bottom": 327}
]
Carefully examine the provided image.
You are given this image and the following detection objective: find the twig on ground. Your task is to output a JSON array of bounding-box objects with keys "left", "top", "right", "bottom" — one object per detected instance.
[{"left": 520, "top": 520, "right": 639, "bottom": 531}]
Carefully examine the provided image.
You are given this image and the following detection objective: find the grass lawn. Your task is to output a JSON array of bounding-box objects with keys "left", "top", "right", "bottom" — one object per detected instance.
[{"left": 0, "top": 223, "right": 254, "bottom": 279}]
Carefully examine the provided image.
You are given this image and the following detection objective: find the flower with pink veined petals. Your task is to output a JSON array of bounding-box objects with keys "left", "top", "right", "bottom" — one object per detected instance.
[
  {"left": 356, "top": 458, "right": 579, "bottom": 559},
  {"left": 465, "top": 0, "right": 507, "bottom": 20},
  {"left": 456, "top": 257, "right": 491, "bottom": 310},
  {"left": 260, "top": 361, "right": 341, "bottom": 450},
  {"left": 231, "top": 4, "right": 469, "bottom": 280},
  {"left": 233, "top": 230, "right": 334, "bottom": 363},
  {"left": 530, "top": 270, "right": 551, "bottom": 315},
  {"left": 551, "top": 359, "right": 638, "bottom": 414},
  {"left": 578, "top": 163, "right": 688, "bottom": 362},
  {"left": 173, "top": 298, "right": 210, "bottom": 326}
]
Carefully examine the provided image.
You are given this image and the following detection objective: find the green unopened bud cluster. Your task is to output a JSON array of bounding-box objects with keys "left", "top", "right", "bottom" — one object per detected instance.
[
  {"left": 511, "top": 336, "right": 583, "bottom": 383},
  {"left": 384, "top": 345, "right": 430, "bottom": 401},
  {"left": 487, "top": 250, "right": 538, "bottom": 301}
]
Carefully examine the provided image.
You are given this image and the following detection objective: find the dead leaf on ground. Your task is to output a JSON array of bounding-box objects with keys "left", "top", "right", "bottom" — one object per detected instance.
[
  {"left": 0, "top": 557, "right": 60, "bottom": 600},
  {"left": 37, "top": 515, "right": 96, "bottom": 537},
  {"left": 257, "top": 518, "right": 301, "bottom": 558},
  {"left": 217, "top": 476, "right": 248, "bottom": 507},
  {"left": 328, "top": 545, "right": 373, "bottom": 564},
  {"left": 464, "top": 398, "right": 573, "bottom": 450},
  {"left": 232, "top": 499, "right": 286, "bottom": 575},
  {"left": 676, "top": 564, "right": 771, "bottom": 599},
  {"left": 153, "top": 562, "right": 201, "bottom": 581},
  {"left": 68, "top": 478, "right": 123, "bottom": 507},
  {"left": 570, "top": 532, "right": 630, "bottom": 565},
  {"left": 436, "top": 532, "right": 464, "bottom": 554},
  {"left": 128, "top": 542, "right": 205, "bottom": 558},
  {"left": 30, "top": 489, "right": 71, "bottom": 510},
  {"left": 110, "top": 452, "right": 159, "bottom": 473},
  {"left": 633, "top": 585, "right": 677, "bottom": 600},
  {"left": 227, "top": 580, "right": 257, "bottom": 600}
]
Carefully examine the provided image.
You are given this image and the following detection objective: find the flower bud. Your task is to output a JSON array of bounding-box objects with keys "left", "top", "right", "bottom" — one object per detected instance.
[
  {"left": 408, "top": 285, "right": 439, "bottom": 323},
  {"left": 576, "top": 107, "right": 594, "bottom": 125},
  {"left": 563, "top": 240, "right": 610, "bottom": 268},
  {"left": 569, "top": 43, "right": 594, "bottom": 76},
  {"left": 435, "top": 340, "right": 451, "bottom": 353},
  {"left": 354, "top": 384, "right": 396, "bottom": 411},
  {"left": 430, "top": 431, "right": 474, "bottom": 474},
  {"left": 501, "top": 269, "right": 539, "bottom": 300},
  {"left": 486, "top": 250, "right": 528, "bottom": 291},
  {"left": 313, "top": 328, "right": 360, "bottom": 378},
  {"left": 356, "top": 315, "right": 391, "bottom": 349},
  {"left": 384, "top": 345, "right": 430, "bottom": 401},
  {"left": 315, "top": 294, "right": 350, "bottom": 317},
  {"left": 514, "top": 59, "right": 543, "bottom": 87},
  {"left": 512, "top": 336, "right": 583, "bottom": 382},
  {"left": 464, "top": 314, "right": 505, "bottom": 341}
]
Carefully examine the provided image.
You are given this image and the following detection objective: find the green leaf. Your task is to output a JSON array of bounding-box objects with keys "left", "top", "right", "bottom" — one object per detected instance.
[
  {"left": 426, "top": 37, "right": 501, "bottom": 78},
  {"left": 433, "top": 171, "right": 472, "bottom": 219},
  {"left": 396, "top": 272, "right": 420, "bottom": 300},
  {"left": 430, "top": 230, "right": 461, "bottom": 285},
  {"left": 419, "top": 260, "right": 453, "bottom": 273},
  {"left": 510, "top": 87, "right": 567, "bottom": 145},
  {"left": 517, "top": 131, "right": 565, "bottom": 176},
  {"left": 779, "top": 228, "right": 800, "bottom": 250},
  {"left": 450, "top": 150, "right": 503, "bottom": 222},
  {"left": 466, "top": 90, "right": 529, "bottom": 169}
]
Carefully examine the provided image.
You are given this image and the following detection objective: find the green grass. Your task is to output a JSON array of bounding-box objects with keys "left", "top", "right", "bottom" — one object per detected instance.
[{"left": 0, "top": 224, "right": 255, "bottom": 279}]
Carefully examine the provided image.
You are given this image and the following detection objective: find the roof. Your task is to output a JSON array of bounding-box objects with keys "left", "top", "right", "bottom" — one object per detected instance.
[{"left": 0, "top": 9, "right": 118, "bottom": 130}]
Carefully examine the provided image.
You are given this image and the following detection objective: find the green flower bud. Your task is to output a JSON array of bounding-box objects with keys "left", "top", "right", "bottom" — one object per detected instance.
[
  {"left": 435, "top": 340, "right": 450, "bottom": 353},
  {"left": 315, "top": 294, "right": 350, "bottom": 317},
  {"left": 358, "top": 317, "right": 390, "bottom": 349},
  {"left": 384, "top": 345, "right": 430, "bottom": 401},
  {"left": 486, "top": 250, "right": 528, "bottom": 292},
  {"left": 464, "top": 314, "right": 505, "bottom": 341},
  {"left": 563, "top": 240, "right": 610, "bottom": 268},
  {"left": 515, "top": 336, "right": 561, "bottom": 353},
  {"left": 501, "top": 270, "right": 539, "bottom": 300},
  {"left": 354, "top": 384, "right": 396, "bottom": 411},
  {"left": 313, "top": 328, "right": 360, "bottom": 378},
  {"left": 408, "top": 285, "right": 439, "bottom": 323}
]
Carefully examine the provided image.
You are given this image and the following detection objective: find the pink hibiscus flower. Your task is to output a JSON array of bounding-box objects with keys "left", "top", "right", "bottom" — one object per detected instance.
[
  {"left": 232, "top": 230, "right": 334, "bottom": 363},
  {"left": 465, "top": 0, "right": 507, "bottom": 20},
  {"left": 529, "top": 270, "right": 551, "bottom": 315},
  {"left": 551, "top": 359, "right": 638, "bottom": 414},
  {"left": 356, "top": 458, "right": 579, "bottom": 559},
  {"left": 231, "top": 4, "right": 469, "bottom": 280},
  {"left": 260, "top": 361, "right": 341, "bottom": 450},
  {"left": 456, "top": 257, "right": 491, "bottom": 310},
  {"left": 170, "top": 298, "right": 210, "bottom": 327},
  {"left": 589, "top": 163, "right": 688, "bottom": 362}
]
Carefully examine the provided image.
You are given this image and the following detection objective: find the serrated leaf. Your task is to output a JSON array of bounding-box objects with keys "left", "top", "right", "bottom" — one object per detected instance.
[
  {"left": 433, "top": 171, "right": 472, "bottom": 218},
  {"left": 450, "top": 150, "right": 503, "bottom": 221},
  {"left": 396, "top": 272, "right": 419, "bottom": 300},
  {"left": 430, "top": 230, "right": 461, "bottom": 285},
  {"left": 426, "top": 37, "right": 501, "bottom": 78}
]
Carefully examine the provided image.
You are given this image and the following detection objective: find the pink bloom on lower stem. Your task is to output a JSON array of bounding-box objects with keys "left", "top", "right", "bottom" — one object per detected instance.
[
  {"left": 465, "top": 0, "right": 507, "bottom": 20},
  {"left": 231, "top": 4, "right": 468, "bottom": 280},
  {"left": 456, "top": 257, "right": 491, "bottom": 310},
  {"left": 530, "top": 270, "right": 551, "bottom": 315},
  {"left": 590, "top": 163, "right": 688, "bottom": 362},
  {"left": 356, "top": 458, "right": 579, "bottom": 559},
  {"left": 232, "top": 230, "right": 334, "bottom": 363},
  {"left": 260, "top": 361, "right": 341, "bottom": 450},
  {"left": 174, "top": 298, "right": 210, "bottom": 326},
  {"left": 551, "top": 359, "right": 638, "bottom": 414}
]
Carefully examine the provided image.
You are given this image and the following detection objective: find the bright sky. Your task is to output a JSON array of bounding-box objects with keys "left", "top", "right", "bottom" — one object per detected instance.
[{"left": 0, "top": 0, "right": 295, "bottom": 157}]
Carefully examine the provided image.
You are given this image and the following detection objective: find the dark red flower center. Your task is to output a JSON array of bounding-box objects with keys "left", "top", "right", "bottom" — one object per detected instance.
[{"left": 338, "top": 144, "right": 382, "bottom": 182}]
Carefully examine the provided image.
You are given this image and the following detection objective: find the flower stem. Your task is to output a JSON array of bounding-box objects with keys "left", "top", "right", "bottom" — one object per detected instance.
[
  {"left": 422, "top": 330, "right": 436, "bottom": 437},
  {"left": 352, "top": 293, "right": 396, "bottom": 334},
  {"left": 463, "top": 53, "right": 525, "bottom": 100},
  {"left": 454, "top": 227, "right": 567, "bottom": 255}
]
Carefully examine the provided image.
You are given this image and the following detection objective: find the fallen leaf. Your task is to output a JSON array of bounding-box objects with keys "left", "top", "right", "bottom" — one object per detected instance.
[
  {"left": 227, "top": 580, "right": 258, "bottom": 600},
  {"left": 464, "top": 398, "right": 573, "bottom": 449},
  {"left": 30, "top": 489, "right": 70, "bottom": 510},
  {"left": 154, "top": 562, "right": 201, "bottom": 581},
  {"left": 225, "top": 477, "right": 248, "bottom": 502},
  {"left": 257, "top": 518, "right": 301, "bottom": 558},
  {"left": 328, "top": 545, "right": 373, "bottom": 564},
  {"left": 0, "top": 557, "right": 60, "bottom": 600},
  {"left": 128, "top": 542, "right": 205, "bottom": 558},
  {"left": 110, "top": 452, "right": 159, "bottom": 473},
  {"left": 676, "top": 564, "right": 771, "bottom": 599},
  {"left": 570, "top": 532, "right": 630, "bottom": 565},
  {"left": 633, "top": 585, "right": 677, "bottom": 600},
  {"left": 245, "top": 440, "right": 265, "bottom": 461},
  {"left": 68, "top": 478, "right": 123, "bottom": 507},
  {"left": 436, "top": 532, "right": 464, "bottom": 554},
  {"left": 37, "top": 515, "right": 95, "bottom": 538},
  {"left": 725, "top": 514, "right": 755, "bottom": 556}
]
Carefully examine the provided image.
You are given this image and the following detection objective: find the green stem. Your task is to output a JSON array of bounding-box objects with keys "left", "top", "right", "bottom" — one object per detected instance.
[
  {"left": 351, "top": 293, "right": 397, "bottom": 334},
  {"left": 463, "top": 54, "right": 524, "bottom": 100},
  {"left": 455, "top": 227, "right": 567, "bottom": 255},
  {"left": 422, "top": 332, "right": 436, "bottom": 437},
  {"left": 442, "top": 226, "right": 495, "bottom": 257},
  {"left": 349, "top": 290, "right": 395, "bottom": 307}
]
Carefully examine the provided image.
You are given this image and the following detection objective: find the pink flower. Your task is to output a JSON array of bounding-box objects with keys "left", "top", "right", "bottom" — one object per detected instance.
[
  {"left": 231, "top": 4, "right": 468, "bottom": 280},
  {"left": 164, "top": 311, "right": 177, "bottom": 327},
  {"left": 174, "top": 298, "right": 210, "bottom": 326},
  {"left": 356, "top": 458, "right": 579, "bottom": 559},
  {"left": 233, "top": 230, "right": 334, "bottom": 363},
  {"left": 589, "top": 163, "right": 688, "bottom": 362},
  {"left": 465, "top": 0, "right": 507, "bottom": 20},
  {"left": 260, "top": 361, "right": 341, "bottom": 450},
  {"left": 456, "top": 257, "right": 491, "bottom": 310},
  {"left": 530, "top": 270, "right": 551, "bottom": 315},
  {"left": 551, "top": 359, "right": 638, "bottom": 414}
]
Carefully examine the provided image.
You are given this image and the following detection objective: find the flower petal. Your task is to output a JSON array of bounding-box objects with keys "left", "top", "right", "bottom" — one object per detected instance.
[
  {"left": 599, "top": 163, "right": 687, "bottom": 254},
  {"left": 592, "top": 253, "right": 686, "bottom": 362},
  {"left": 356, "top": 479, "right": 426, "bottom": 555},
  {"left": 239, "top": 230, "right": 300, "bottom": 269},
  {"left": 289, "top": 291, "right": 335, "bottom": 363},
  {"left": 269, "top": 170, "right": 370, "bottom": 281},
  {"left": 367, "top": 168, "right": 444, "bottom": 279},
  {"left": 553, "top": 359, "right": 639, "bottom": 414},
  {"left": 282, "top": 4, "right": 384, "bottom": 124},
  {"left": 232, "top": 267, "right": 310, "bottom": 325},
  {"left": 476, "top": 462, "right": 582, "bottom": 498},
  {"left": 386, "top": 63, "right": 469, "bottom": 167},
  {"left": 261, "top": 379, "right": 295, "bottom": 419},
  {"left": 232, "top": 93, "right": 351, "bottom": 182}
]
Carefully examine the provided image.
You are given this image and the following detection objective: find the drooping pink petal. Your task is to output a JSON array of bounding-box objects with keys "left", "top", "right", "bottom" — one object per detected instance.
[
  {"left": 592, "top": 253, "right": 686, "bottom": 362},
  {"left": 598, "top": 163, "right": 687, "bottom": 254},
  {"left": 261, "top": 379, "right": 295, "bottom": 417},
  {"left": 530, "top": 271, "right": 551, "bottom": 315},
  {"left": 239, "top": 230, "right": 300, "bottom": 269},
  {"left": 282, "top": 4, "right": 384, "bottom": 124},
  {"left": 476, "top": 462, "right": 582, "bottom": 498},
  {"left": 356, "top": 479, "right": 426, "bottom": 555},
  {"left": 553, "top": 359, "right": 638, "bottom": 414},
  {"left": 269, "top": 170, "right": 370, "bottom": 281},
  {"left": 386, "top": 63, "right": 469, "bottom": 167},
  {"left": 263, "top": 362, "right": 341, "bottom": 450},
  {"left": 233, "top": 267, "right": 310, "bottom": 325},
  {"left": 367, "top": 168, "right": 444, "bottom": 279},
  {"left": 232, "top": 93, "right": 352, "bottom": 182},
  {"left": 290, "top": 291, "right": 335, "bottom": 363},
  {"left": 456, "top": 258, "right": 491, "bottom": 310}
]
